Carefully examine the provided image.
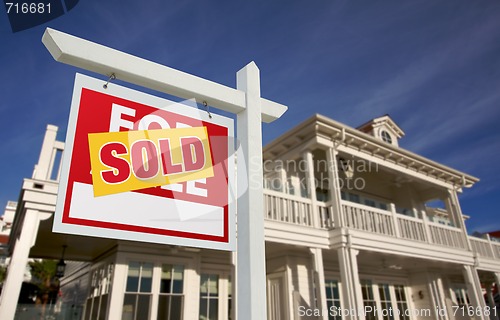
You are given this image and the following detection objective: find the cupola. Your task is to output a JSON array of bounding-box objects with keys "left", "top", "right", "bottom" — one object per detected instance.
[{"left": 356, "top": 115, "right": 404, "bottom": 147}]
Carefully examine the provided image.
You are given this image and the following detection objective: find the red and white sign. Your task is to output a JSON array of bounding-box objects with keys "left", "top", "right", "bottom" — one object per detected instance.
[{"left": 53, "top": 73, "right": 235, "bottom": 251}]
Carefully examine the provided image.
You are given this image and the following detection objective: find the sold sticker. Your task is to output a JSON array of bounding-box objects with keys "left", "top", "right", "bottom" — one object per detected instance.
[{"left": 88, "top": 127, "right": 214, "bottom": 197}]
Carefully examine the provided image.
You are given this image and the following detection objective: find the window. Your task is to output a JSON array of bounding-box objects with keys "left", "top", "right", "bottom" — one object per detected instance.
[
  {"left": 325, "top": 280, "right": 342, "bottom": 320},
  {"left": 198, "top": 271, "right": 232, "bottom": 320},
  {"left": 396, "top": 207, "right": 414, "bottom": 217},
  {"left": 122, "top": 262, "right": 153, "bottom": 320},
  {"left": 316, "top": 188, "right": 330, "bottom": 202},
  {"left": 365, "top": 199, "right": 376, "bottom": 208},
  {"left": 228, "top": 276, "right": 233, "bottom": 320},
  {"left": 84, "top": 262, "right": 114, "bottom": 320},
  {"left": 349, "top": 193, "right": 360, "bottom": 204},
  {"left": 378, "top": 203, "right": 388, "bottom": 211},
  {"left": 360, "top": 281, "right": 410, "bottom": 320},
  {"left": 361, "top": 281, "right": 377, "bottom": 320},
  {"left": 381, "top": 131, "right": 392, "bottom": 144},
  {"left": 199, "top": 274, "right": 219, "bottom": 320},
  {"left": 378, "top": 284, "right": 394, "bottom": 320},
  {"left": 394, "top": 285, "right": 409, "bottom": 320},
  {"left": 158, "top": 264, "right": 184, "bottom": 320},
  {"left": 119, "top": 260, "right": 190, "bottom": 319},
  {"left": 342, "top": 190, "right": 389, "bottom": 212}
]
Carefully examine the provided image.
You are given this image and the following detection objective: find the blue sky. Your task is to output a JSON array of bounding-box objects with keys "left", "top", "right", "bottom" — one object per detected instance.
[{"left": 0, "top": 0, "right": 499, "bottom": 233}]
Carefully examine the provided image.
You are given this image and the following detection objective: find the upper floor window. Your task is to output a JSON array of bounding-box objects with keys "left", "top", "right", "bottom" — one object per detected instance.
[
  {"left": 396, "top": 207, "right": 414, "bottom": 217},
  {"left": 316, "top": 188, "right": 330, "bottom": 202},
  {"left": 381, "top": 131, "right": 392, "bottom": 144},
  {"left": 342, "top": 190, "right": 389, "bottom": 212}
]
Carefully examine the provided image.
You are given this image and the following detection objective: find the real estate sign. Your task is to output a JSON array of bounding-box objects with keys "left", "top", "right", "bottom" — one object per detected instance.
[{"left": 53, "top": 73, "right": 235, "bottom": 251}]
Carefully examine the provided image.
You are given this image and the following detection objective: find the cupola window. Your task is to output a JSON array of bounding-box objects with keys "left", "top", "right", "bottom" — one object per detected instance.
[{"left": 381, "top": 130, "right": 392, "bottom": 144}]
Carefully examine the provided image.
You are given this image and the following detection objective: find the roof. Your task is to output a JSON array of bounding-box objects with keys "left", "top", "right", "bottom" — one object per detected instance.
[
  {"left": 488, "top": 230, "right": 500, "bottom": 238},
  {"left": 263, "top": 113, "right": 479, "bottom": 188}
]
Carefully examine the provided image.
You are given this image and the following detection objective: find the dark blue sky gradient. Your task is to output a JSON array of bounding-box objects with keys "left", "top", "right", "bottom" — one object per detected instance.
[{"left": 0, "top": 0, "right": 499, "bottom": 232}]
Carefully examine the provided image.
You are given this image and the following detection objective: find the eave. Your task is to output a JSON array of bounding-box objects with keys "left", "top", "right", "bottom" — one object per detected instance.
[{"left": 263, "top": 114, "right": 479, "bottom": 189}]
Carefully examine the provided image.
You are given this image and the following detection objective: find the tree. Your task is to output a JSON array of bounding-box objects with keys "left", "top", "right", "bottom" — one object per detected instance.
[{"left": 28, "top": 260, "right": 60, "bottom": 315}]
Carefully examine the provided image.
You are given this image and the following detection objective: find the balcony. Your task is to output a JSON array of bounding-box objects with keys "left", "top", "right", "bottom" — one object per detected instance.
[{"left": 263, "top": 188, "right": 500, "bottom": 265}]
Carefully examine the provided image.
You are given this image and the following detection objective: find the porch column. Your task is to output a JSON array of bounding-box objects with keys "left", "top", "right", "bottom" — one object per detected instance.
[
  {"left": 304, "top": 150, "right": 320, "bottom": 228},
  {"left": 462, "top": 265, "right": 487, "bottom": 320},
  {"left": 310, "top": 248, "right": 328, "bottom": 320},
  {"left": 327, "top": 147, "right": 344, "bottom": 228},
  {"left": 495, "top": 272, "right": 500, "bottom": 296},
  {"left": 446, "top": 190, "right": 472, "bottom": 251},
  {"left": 107, "top": 253, "right": 127, "bottom": 319},
  {"left": 389, "top": 203, "right": 401, "bottom": 238},
  {"left": 0, "top": 209, "right": 44, "bottom": 319},
  {"left": 485, "top": 284, "right": 495, "bottom": 310},
  {"left": 424, "top": 274, "right": 443, "bottom": 320},
  {"left": 33, "top": 124, "right": 59, "bottom": 180},
  {"left": 338, "top": 242, "right": 364, "bottom": 320},
  {"left": 494, "top": 273, "right": 500, "bottom": 319},
  {"left": 186, "top": 255, "right": 202, "bottom": 319},
  {"left": 420, "top": 209, "right": 433, "bottom": 244},
  {"left": 280, "top": 167, "right": 288, "bottom": 193}
]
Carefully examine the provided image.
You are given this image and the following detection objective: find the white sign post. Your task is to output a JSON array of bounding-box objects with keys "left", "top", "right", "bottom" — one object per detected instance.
[{"left": 42, "top": 28, "right": 287, "bottom": 320}]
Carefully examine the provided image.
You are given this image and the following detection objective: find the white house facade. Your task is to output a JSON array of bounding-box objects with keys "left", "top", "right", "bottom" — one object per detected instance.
[{"left": 0, "top": 114, "right": 499, "bottom": 320}]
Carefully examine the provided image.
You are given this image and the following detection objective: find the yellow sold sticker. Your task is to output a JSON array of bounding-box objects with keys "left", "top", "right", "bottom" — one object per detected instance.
[{"left": 88, "top": 127, "right": 214, "bottom": 197}]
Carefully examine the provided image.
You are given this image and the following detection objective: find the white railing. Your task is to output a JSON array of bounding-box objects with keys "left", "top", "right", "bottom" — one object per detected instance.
[
  {"left": 317, "top": 202, "right": 334, "bottom": 229},
  {"left": 341, "top": 201, "right": 470, "bottom": 251},
  {"left": 492, "top": 241, "right": 500, "bottom": 258},
  {"left": 262, "top": 190, "right": 500, "bottom": 263},
  {"left": 397, "top": 215, "right": 426, "bottom": 242},
  {"left": 469, "top": 237, "right": 495, "bottom": 258},
  {"left": 428, "top": 223, "right": 467, "bottom": 250},
  {"left": 263, "top": 189, "right": 313, "bottom": 227},
  {"left": 341, "top": 201, "right": 395, "bottom": 236}
]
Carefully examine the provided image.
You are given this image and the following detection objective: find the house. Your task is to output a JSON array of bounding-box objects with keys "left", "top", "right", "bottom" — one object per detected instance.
[
  {"left": 0, "top": 201, "right": 17, "bottom": 261},
  {"left": 0, "top": 114, "right": 499, "bottom": 320}
]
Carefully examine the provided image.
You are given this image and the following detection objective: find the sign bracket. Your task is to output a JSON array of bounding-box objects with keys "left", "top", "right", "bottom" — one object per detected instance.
[{"left": 42, "top": 28, "right": 286, "bottom": 123}]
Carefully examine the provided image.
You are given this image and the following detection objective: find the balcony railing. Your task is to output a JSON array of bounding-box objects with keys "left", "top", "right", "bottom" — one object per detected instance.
[
  {"left": 263, "top": 189, "right": 313, "bottom": 227},
  {"left": 342, "top": 202, "right": 395, "bottom": 236},
  {"left": 469, "top": 236, "right": 500, "bottom": 259},
  {"left": 429, "top": 223, "right": 468, "bottom": 250},
  {"left": 263, "top": 189, "right": 500, "bottom": 263},
  {"left": 397, "top": 215, "right": 426, "bottom": 242},
  {"left": 318, "top": 202, "right": 334, "bottom": 229}
]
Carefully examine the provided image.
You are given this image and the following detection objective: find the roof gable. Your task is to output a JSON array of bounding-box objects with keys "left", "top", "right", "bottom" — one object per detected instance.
[{"left": 357, "top": 115, "right": 405, "bottom": 138}]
